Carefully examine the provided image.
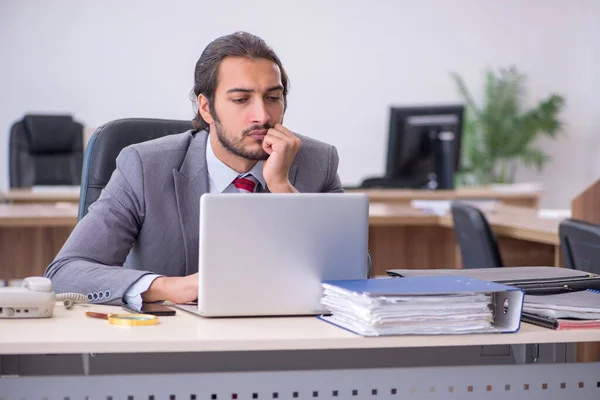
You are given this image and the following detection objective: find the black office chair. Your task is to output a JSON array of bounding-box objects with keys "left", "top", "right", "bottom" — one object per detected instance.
[
  {"left": 78, "top": 118, "right": 192, "bottom": 220},
  {"left": 559, "top": 218, "right": 600, "bottom": 274},
  {"left": 450, "top": 202, "right": 504, "bottom": 269},
  {"left": 9, "top": 114, "right": 84, "bottom": 188}
]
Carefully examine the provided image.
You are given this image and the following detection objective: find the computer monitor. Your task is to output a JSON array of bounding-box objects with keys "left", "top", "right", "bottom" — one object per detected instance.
[{"left": 384, "top": 105, "right": 464, "bottom": 189}]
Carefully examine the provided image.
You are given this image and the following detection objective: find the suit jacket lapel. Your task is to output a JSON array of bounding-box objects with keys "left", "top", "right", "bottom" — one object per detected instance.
[{"left": 173, "top": 130, "right": 209, "bottom": 275}]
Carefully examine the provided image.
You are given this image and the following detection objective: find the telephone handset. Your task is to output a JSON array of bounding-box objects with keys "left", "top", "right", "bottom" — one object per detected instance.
[
  {"left": 0, "top": 277, "right": 87, "bottom": 318},
  {"left": 23, "top": 276, "right": 53, "bottom": 292}
]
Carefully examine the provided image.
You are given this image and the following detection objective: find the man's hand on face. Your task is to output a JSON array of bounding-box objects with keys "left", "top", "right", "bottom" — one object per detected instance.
[
  {"left": 262, "top": 124, "right": 302, "bottom": 193},
  {"left": 141, "top": 273, "right": 198, "bottom": 304}
]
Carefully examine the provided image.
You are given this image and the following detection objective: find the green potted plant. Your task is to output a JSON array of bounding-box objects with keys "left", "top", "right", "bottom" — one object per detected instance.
[{"left": 452, "top": 66, "right": 565, "bottom": 186}]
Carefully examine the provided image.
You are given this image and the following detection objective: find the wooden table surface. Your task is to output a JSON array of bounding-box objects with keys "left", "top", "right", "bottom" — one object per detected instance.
[
  {"left": 0, "top": 202, "right": 563, "bottom": 287},
  {"left": 0, "top": 202, "right": 559, "bottom": 241},
  {"left": 3, "top": 185, "right": 541, "bottom": 207},
  {"left": 0, "top": 187, "right": 80, "bottom": 203},
  {"left": 438, "top": 206, "right": 560, "bottom": 245},
  {"left": 2, "top": 304, "right": 599, "bottom": 355},
  {"left": 0, "top": 203, "right": 79, "bottom": 227},
  {"left": 347, "top": 186, "right": 542, "bottom": 208}
]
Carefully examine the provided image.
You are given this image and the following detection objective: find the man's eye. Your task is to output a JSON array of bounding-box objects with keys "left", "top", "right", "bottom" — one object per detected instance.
[
  {"left": 232, "top": 98, "right": 248, "bottom": 104},
  {"left": 267, "top": 96, "right": 282, "bottom": 102}
]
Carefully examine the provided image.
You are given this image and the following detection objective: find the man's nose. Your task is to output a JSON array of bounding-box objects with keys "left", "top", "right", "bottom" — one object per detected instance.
[{"left": 249, "top": 99, "right": 270, "bottom": 126}]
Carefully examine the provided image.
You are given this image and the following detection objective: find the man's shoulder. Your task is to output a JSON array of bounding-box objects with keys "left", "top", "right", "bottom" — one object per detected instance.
[
  {"left": 294, "top": 133, "right": 333, "bottom": 149},
  {"left": 291, "top": 132, "right": 341, "bottom": 190},
  {"left": 292, "top": 132, "right": 339, "bottom": 172},
  {"left": 118, "top": 130, "right": 205, "bottom": 172},
  {"left": 129, "top": 130, "right": 196, "bottom": 156},
  {"left": 294, "top": 132, "right": 335, "bottom": 152}
]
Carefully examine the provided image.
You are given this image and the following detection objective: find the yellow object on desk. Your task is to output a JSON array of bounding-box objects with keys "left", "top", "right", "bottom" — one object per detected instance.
[{"left": 85, "top": 311, "right": 159, "bottom": 326}]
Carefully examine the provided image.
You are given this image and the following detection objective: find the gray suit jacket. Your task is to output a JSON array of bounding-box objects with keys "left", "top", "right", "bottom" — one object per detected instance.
[{"left": 45, "top": 130, "right": 343, "bottom": 305}]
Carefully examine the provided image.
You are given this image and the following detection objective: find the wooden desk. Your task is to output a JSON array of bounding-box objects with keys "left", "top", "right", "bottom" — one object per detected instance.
[
  {"left": 0, "top": 203, "right": 79, "bottom": 227},
  {"left": 0, "top": 187, "right": 80, "bottom": 203},
  {"left": 0, "top": 203, "right": 562, "bottom": 281},
  {"left": 348, "top": 186, "right": 542, "bottom": 208},
  {"left": 438, "top": 206, "right": 562, "bottom": 270},
  {"left": 440, "top": 206, "right": 560, "bottom": 245},
  {"left": 1, "top": 304, "right": 598, "bottom": 355},
  {"left": 1, "top": 305, "right": 599, "bottom": 399},
  {"left": 369, "top": 204, "right": 561, "bottom": 276},
  {"left": 0, "top": 204, "right": 77, "bottom": 279},
  {"left": 3, "top": 185, "right": 541, "bottom": 208}
]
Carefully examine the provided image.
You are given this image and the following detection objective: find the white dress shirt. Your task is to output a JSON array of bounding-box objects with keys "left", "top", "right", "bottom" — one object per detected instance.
[{"left": 123, "top": 135, "right": 266, "bottom": 305}]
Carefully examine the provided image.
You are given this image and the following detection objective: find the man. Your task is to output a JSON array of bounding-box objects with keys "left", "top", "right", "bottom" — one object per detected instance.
[{"left": 45, "top": 32, "right": 343, "bottom": 305}]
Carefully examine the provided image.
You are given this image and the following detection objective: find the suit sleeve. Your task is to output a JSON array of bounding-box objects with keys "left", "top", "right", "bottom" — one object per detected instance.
[
  {"left": 45, "top": 147, "right": 153, "bottom": 305},
  {"left": 323, "top": 145, "right": 344, "bottom": 193}
]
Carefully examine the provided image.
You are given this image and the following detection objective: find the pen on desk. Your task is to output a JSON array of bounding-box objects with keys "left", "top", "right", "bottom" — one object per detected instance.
[
  {"left": 521, "top": 312, "right": 558, "bottom": 329},
  {"left": 86, "top": 311, "right": 109, "bottom": 319}
]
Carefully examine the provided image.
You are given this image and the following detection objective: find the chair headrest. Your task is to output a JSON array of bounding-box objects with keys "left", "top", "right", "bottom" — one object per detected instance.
[{"left": 23, "top": 115, "right": 81, "bottom": 154}]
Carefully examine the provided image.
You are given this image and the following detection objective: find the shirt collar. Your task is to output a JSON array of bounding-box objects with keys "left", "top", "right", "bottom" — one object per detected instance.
[{"left": 206, "top": 135, "right": 266, "bottom": 193}]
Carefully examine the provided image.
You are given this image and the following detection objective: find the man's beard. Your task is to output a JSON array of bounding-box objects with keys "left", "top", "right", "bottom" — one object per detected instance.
[{"left": 214, "top": 119, "right": 270, "bottom": 161}]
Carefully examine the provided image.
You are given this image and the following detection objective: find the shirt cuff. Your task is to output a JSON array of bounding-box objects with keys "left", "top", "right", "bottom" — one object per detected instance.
[{"left": 123, "top": 274, "right": 163, "bottom": 305}]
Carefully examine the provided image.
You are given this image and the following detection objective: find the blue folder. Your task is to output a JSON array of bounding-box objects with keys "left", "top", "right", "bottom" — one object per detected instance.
[
  {"left": 322, "top": 276, "right": 521, "bottom": 296},
  {"left": 319, "top": 276, "right": 524, "bottom": 335}
]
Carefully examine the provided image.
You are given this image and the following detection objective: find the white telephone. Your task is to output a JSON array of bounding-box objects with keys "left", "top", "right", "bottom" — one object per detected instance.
[{"left": 0, "top": 277, "right": 87, "bottom": 318}]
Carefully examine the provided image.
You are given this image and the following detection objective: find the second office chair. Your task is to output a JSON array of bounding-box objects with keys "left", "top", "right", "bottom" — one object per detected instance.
[
  {"left": 559, "top": 218, "right": 600, "bottom": 274},
  {"left": 450, "top": 202, "right": 503, "bottom": 269}
]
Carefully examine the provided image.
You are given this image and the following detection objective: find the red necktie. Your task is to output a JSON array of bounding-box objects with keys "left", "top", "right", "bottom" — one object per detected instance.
[{"left": 232, "top": 176, "right": 257, "bottom": 193}]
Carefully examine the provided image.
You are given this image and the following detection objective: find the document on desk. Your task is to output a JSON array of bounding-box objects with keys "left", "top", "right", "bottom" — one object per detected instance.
[
  {"left": 489, "top": 182, "right": 543, "bottom": 193},
  {"left": 319, "top": 276, "right": 523, "bottom": 336},
  {"left": 522, "top": 290, "right": 600, "bottom": 330},
  {"left": 410, "top": 199, "right": 499, "bottom": 216},
  {"left": 523, "top": 289, "right": 600, "bottom": 319}
]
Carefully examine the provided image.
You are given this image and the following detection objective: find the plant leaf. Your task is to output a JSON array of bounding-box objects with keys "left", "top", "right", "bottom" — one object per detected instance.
[
  {"left": 519, "top": 147, "right": 550, "bottom": 172},
  {"left": 451, "top": 72, "right": 481, "bottom": 116},
  {"left": 451, "top": 65, "right": 564, "bottom": 184}
]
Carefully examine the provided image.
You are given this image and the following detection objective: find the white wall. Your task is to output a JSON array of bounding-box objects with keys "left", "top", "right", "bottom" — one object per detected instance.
[{"left": 1, "top": 0, "right": 598, "bottom": 207}]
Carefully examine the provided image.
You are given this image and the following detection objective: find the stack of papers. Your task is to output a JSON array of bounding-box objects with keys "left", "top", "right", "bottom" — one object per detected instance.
[
  {"left": 523, "top": 290, "right": 600, "bottom": 320},
  {"left": 319, "top": 277, "right": 523, "bottom": 336},
  {"left": 410, "top": 200, "right": 498, "bottom": 216},
  {"left": 537, "top": 208, "right": 571, "bottom": 219},
  {"left": 489, "top": 182, "right": 543, "bottom": 193}
]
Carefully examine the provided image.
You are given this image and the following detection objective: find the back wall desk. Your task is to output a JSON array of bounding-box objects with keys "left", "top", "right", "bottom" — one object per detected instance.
[
  {"left": 1, "top": 304, "right": 599, "bottom": 399},
  {"left": 348, "top": 186, "right": 542, "bottom": 208},
  {"left": 0, "top": 204, "right": 76, "bottom": 280},
  {"left": 369, "top": 203, "right": 560, "bottom": 275},
  {"left": 0, "top": 187, "right": 80, "bottom": 204},
  {"left": 0, "top": 203, "right": 560, "bottom": 281},
  {"left": 2, "top": 185, "right": 542, "bottom": 207}
]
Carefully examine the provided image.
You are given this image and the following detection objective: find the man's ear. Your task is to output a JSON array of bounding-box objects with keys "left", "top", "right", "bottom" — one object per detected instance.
[{"left": 198, "top": 94, "right": 214, "bottom": 125}]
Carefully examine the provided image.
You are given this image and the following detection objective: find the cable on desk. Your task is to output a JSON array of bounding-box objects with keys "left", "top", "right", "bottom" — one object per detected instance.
[{"left": 56, "top": 293, "right": 88, "bottom": 309}]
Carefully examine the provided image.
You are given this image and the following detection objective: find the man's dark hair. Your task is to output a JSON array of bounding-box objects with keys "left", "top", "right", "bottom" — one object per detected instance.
[{"left": 191, "top": 32, "right": 290, "bottom": 131}]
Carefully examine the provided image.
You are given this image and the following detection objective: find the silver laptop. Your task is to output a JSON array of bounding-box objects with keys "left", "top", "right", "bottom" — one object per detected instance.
[{"left": 176, "top": 193, "right": 369, "bottom": 317}]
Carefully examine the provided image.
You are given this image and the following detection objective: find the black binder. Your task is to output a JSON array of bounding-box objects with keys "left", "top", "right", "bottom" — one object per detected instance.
[{"left": 386, "top": 266, "right": 600, "bottom": 294}]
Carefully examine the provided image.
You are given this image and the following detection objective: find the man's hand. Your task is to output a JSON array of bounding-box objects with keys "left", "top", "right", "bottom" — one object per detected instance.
[
  {"left": 141, "top": 273, "right": 198, "bottom": 304},
  {"left": 262, "top": 124, "right": 301, "bottom": 193}
]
